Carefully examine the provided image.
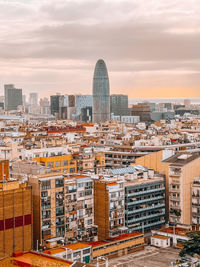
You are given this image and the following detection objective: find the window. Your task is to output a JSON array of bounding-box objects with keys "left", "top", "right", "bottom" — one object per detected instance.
[
  {"left": 41, "top": 181, "right": 51, "bottom": 190},
  {"left": 55, "top": 161, "right": 61, "bottom": 167},
  {"left": 55, "top": 178, "right": 64, "bottom": 187},
  {"left": 63, "top": 160, "right": 68, "bottom": 166},
  {"left": 83, "top": 248, "right": 90, "bottom": 255},
  {"left": 47, "top": 161, "right": 53, "bottom": 168},
  {"left": 87, "top": 219, "right": 92, "bottom": 225},
  {"left": 70, "top": 168, "right": 75, "bottom": 173}
]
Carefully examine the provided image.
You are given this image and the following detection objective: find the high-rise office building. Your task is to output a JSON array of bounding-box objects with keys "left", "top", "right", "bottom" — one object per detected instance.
[
  {"left": 29, "top": 92, "right": 38, "bottom": 106},
  {"left": 92, "top": 59, "right": 110, "bottom": 123},
  {"left": 50, "top": 94, "right": 60, "bottom": 116},
  {"left": 73, "top": 95, "right": 92, "bottom": 120},
  {"left": 4, "top": 84, "right": 22, "bottom": 111},
  {"left": 110, "top": 94, "right": 129, "bottom": 116}
]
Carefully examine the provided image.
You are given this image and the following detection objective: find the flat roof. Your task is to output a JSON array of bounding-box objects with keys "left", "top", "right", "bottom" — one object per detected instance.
[
  {"left": 87, "top": 232, "right": 143, "bottom": 248},
  {"left": 67, "top": 174, "right": 89, "bottom": 179},
  {"left": 65, "top": 242, "right": 90, "bottom": 250},
  {"left": 163, "top": 153, "right": 200, "bottom": 166},
  {"left": 44, "top": 248, "right": 66, "bottom": 255},
  {"left": 13, "top": 251, "right": 72, "bottom": 266},
  {"left": 159, "top": 227, "right": 188, "bottom": 235}
]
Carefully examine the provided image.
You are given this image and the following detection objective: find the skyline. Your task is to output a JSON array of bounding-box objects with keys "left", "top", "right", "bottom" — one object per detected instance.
[{"left": 0, "top": 0, "right": 200, "bottom": 98}]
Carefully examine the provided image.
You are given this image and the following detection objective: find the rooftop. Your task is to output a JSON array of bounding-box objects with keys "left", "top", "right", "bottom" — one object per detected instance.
[
  {"left": 64, "top": 242, "right": 90, "bottom": 250},
  {"left": 87, "top": 232, "right": 143, "bottom": 248},
  {"left": 13, "top": 251, "right": 72, "bottom": 266},
  {"left": 163, "top": 153, "right": 200, "bottom": 166}
]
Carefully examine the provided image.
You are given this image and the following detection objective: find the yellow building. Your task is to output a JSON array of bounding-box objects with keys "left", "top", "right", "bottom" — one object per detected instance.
[
  {"left": 0, "top": 180, "right": 32, "bottom": 258},
  {"left": 34, "top": 154, "right": 77, "bottom": 174},
  {"left": 87, "top": 232, "right": 144, "bottom": 259}
]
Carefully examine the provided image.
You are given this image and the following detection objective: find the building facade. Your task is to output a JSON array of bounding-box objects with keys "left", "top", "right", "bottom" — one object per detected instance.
[
  {"left": 124, "top": 172, "right": 166, "bottom": 233},
  {"left": 0, "top": 179, "right": 32, "bottom": 257},
  {"left": 92, "top": 59, "right": 110, "bottom": 123},
  {"left": 110, "top": 94, "right": 129, "bottom": 116},
  {"left": 94, "top": 179, "right": 125, "bottom": 240},
  {"left": 4, "top": 84, "right": 23, "bottom": 111}
]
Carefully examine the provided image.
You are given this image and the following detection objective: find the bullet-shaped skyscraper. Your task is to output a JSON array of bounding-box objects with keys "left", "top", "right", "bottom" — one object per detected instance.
[{"left": 93, "top": 59, "right": 110, "bottom": 123}]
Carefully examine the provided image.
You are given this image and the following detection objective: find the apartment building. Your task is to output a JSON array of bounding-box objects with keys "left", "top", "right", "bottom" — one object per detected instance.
[
  {"left": 191, "top": 177, "right": 200, "bottom": 226},
  {"left": 29, "top": 173, "right": 97, "bottom": 248},
  {"left": 124, "top": 168, "right": 166, "bottom": 233},
  {"left": 34, "top": 154, "right": 77, "bottom": 174},
  {"left": 105, "top": 150, "right": 145, "bottom": 168},
  {"left": 73, "top": 149, "right": 105, "bottom": 174},
  {"left": 94, "top": 179, "right": 125, "bottom": 240},
  {"left": 164, "top": 153, "right": 200, "bottom": 225},
  {"left": 29, "top": 173, "right": 65, "bottom": 248},
  {"left": 65, "top": 174, "right": 97, "bottom": 242},
  {"left": 0, "top": 160, "right": 32, "bottom": 257}
]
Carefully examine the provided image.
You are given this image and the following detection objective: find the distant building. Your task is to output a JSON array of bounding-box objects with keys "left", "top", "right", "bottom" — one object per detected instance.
[
  {"left": 131, "top": 105, "right": 151, "bottom": 122},
  {"left": 0, "top": 102, "right": 4, "bottom": 110},
  {"left": 110, "top": 94, "right": 129, "bottom": 116},
  {"left": 184, "top": 99, "right": 191, "bottom": 108},
  {"left": 74, "top": 95, "right": 92, "bottom": 120},
  {"left": 121, "top": 116, "right": 140, "bottom": 124},
  {"left": 93, "top": 59, "right": 110, "bottom": 123},
  {"left": 81, "top": 106, "right": 92, "bottom": 122},
  {"left": 4, "top": 84, "right": 22, "bottom": 111},
  {"left": 138, "top": 102, "right": 156, "bottom": 112},
  {"left": 151, "top": 111, "right": 175, "bottom": 122},
  {"left": 40, "top": 97, "right": 50, "bottom": 115},
  {"left": 29, "top": 92, "right": 38, "bottom": 106},
  {"left": 50, "top": 95, "right": 60, "bottom": 116},
  {"left": 22, "top": 95, "right": 26, "bottom": 106}
]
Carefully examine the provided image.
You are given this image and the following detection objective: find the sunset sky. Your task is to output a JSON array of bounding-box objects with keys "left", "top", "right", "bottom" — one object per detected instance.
[{"left": 0, "top": 0, "right": 200, "bottom": 98}]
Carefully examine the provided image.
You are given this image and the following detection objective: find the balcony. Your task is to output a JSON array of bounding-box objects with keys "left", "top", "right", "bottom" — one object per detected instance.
[
  {"left": 42, "top": 205, "right": 51, "bottom": 210},
  {"left": 68, "top": 189, "right": 77, "bottom": 193},
  {"left": 192, "top": 202, "right": 200, "bottom": 206},
  {"left": 128, "top": 211, "right": 165, "bottom": 225},
  {"left": 192, "top": 194, "right": 200, "bottom": 198},
  {"left": 126, "top": 203, "right": 165, "bottom": 215},
  {"left": 127, "top": 187, "right": 165, "bottom": 197},
  {"left": 132, "top": 220, "right": 165, "bottom": 231},
  {"left": 169, "top": 169, "right": 181, "bottom": 177},
  {"left": 128, "top": 195, "right": 164, "bottom": 205}
]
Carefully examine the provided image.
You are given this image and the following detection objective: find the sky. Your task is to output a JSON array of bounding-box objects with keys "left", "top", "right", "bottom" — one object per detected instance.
[{"left": 0, "top": 0, "right": 200, "bottom": 98}]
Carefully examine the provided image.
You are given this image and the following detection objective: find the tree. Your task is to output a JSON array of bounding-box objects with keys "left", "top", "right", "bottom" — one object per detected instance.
[{"left": 180, "top": 231, "right": 200, "bottom": 257}]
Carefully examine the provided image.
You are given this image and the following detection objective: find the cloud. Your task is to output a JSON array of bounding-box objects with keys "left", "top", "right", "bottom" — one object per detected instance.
[{"left": 0, "top": 0, "right": 199, "bottom": 97}]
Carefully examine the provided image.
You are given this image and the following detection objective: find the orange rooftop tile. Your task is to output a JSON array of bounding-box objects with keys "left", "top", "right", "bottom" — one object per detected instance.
[
  {"left": 87, "top": 232, "right": 142, "bottom": 247},
  {"left": 107, "top": 182, "right": 118, "bottom": 186},
  {"left": 13, "top": 251, "right": 72, "bottom": 266},
  {"left": 69, "top": 174, "right": 88, "bottom": 179},
  {"left": 44, "top": 248, "right": 66, "bottom": 255},
  {"left": 65, "top": 242, "right": 90, "bottom": 250}
]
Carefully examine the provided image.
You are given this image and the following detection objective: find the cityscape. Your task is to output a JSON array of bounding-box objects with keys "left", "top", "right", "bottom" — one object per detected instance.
[{"left": 0, "top": 1, "right": 200, "bottom": 267}]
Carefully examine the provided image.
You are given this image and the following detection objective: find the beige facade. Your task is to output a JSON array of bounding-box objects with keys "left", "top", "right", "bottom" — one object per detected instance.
[{"left": 165, "top": 153, "right": 200, "bottom": 225}]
